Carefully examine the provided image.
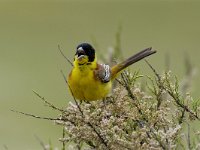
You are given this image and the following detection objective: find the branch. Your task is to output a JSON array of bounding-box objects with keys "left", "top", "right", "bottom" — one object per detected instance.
[
  {"left": 120, "top": 71, "right": 135, "bottom": 100},
  {"left": 32, "top": 90, "right": 64, "bottom": 112},
  {"left": 11, "top": 109, "right": 61, "bottom": 121},
  {"left": 145, "top": 59, "right": 161, "bottom": 82},
  {"left": 62, "top": 127, "right": 66, "bottom": 150},
  {"left": 60, "top": 70, "right": 83, "bottom": 115},
  {"left": 145, "top": 60, "right": 165, "bottom": 109},
  {"left": 58, "top": 45, "right": 73, "bottom": 67},
  {"left": 166, "top": 89, "right": 200, "bottom": 120},
  {"left": 187, "top": 123, "right": 191, "bottom": 150},
  {"left": 120, "top": 71, "right": 144, "bottom": 116},
  {"left": 146, "top": 60, "right": 200, "bottom": 121}
]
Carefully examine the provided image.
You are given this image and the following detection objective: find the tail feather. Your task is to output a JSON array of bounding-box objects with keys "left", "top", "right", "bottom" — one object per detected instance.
[{"left": 111, "top": 47, "right": 156, "bottom": 79}]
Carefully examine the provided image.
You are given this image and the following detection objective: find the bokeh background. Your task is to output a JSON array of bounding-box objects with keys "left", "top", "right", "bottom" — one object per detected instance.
[{"left": 1, "top": 0, "right": 200, "bottom": 149}]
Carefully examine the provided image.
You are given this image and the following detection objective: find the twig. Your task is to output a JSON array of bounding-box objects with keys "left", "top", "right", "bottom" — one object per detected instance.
[
  {"left": 165, "top": 86, "right": 200, "bottom": 120},
  {"left": 58, "top": 45, "right": 73, "bottom": 67},
  {"left": 179, "top": 109, "right": 186, "bottom": 124},
  {"left": 11, "top": 109, "right": 76, "bottom": 126},
  {"left": 86, "top": 122, "right": 109, "bottom": 148},
  {"left": 146, "top": 60, "right": 200, "bottom": 120},
  {"left": 120, "top": 72, "right": 144, "bottom": 116},
  {"left": 115, "top": 78, "right": 124, "bottom": 86},
  {"left": 187, "top": 123, "right": 191, "bottom": 150},
  {"left": 145, "top": 59, "right": 161, "bottom": 81},
  {"left": 62, "top": 127, "right": 66, "bottom": 150},
  {"left": 11, "top": 109, "right": 61, "bottom": 121},
  {"left": 165, "top": 53, "right": 170, "bottom": 71},
  {"left": 145, "top": 60, "right": 165, "bottom": 109},
  {"left": 120, "top": 72, "right": 135, "bottom": 100},
  {"left": 149, "top": 127, "right": 167, "bottom": 150},
  {"left": 60, "top": 70, "right": 83, "bottom": 115},
  {"left": 32, "top": 90, "right": 64, "bottom": 112}
]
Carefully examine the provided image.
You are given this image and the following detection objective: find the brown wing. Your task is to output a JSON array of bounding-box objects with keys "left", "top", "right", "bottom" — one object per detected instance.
[{"left": 94, "top": 64, "right": 111, "bottom": 83}]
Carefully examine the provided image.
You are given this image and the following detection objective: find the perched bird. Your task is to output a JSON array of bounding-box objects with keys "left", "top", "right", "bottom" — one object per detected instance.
[{"left": 68, "top": 43, "right": 156, "bottom": 101}]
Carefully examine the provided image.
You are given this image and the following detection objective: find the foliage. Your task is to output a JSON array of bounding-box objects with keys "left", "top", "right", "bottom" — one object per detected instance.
[
  {"left": 52, "top": 67, "right": 199, "bottom": 150},
  {"left": 14, "top": 64, "right": 200, "bottom": 149}
]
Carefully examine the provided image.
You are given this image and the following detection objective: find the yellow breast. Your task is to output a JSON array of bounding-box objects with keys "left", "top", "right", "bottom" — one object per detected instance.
[{"left": 68, "top": 64, "right": 112, "bottom": 101}]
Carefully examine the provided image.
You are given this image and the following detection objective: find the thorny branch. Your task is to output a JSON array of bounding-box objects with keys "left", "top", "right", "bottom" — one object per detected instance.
[
  {"left": 120, "top": 71, "right": 144, "bottom": 116},
  {"left": 145, "top": 60, "right": 200, "bottom": 120},
  {"left": 58, "top": 45, "right": 73, "bottom": 67},
  {"left": 32, "top": 90, "right": 64, "bottom": 112},
  {"left": 11, "top": 109, "right": 61, "bottom": 121}
]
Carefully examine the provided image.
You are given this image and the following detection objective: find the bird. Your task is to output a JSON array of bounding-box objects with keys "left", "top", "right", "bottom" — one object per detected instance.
[{"left": 68, "top": 43, "right": 156, "bottom": 101}]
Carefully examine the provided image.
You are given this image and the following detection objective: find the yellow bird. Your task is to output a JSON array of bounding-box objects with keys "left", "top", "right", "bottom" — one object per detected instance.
[{"left": 68, "top": 43, "right": 156, "bottom": 101}]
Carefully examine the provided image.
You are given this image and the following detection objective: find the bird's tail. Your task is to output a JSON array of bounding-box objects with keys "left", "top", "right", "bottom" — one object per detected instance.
[{"left": 111, "top": 47, "right": 156, "bottom": 79}]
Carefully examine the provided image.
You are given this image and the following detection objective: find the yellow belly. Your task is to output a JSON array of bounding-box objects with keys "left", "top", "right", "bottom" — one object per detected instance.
[{"left": 68, "top": 67, "right": 112, "bottom": 101}]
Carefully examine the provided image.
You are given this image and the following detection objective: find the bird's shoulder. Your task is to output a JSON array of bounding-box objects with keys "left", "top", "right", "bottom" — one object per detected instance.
[{"left": 94, "top": 63, "right": 111, "bottom": 83}]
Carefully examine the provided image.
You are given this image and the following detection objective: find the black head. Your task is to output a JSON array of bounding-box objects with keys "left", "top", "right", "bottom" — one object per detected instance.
[{"left": 76, "top": 43, "right": 95, "bottom": 62}]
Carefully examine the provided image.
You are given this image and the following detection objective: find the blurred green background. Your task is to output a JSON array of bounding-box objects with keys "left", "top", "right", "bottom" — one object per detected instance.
[{"left": 0, "top": 0, "right": 200, "bottom": 149}]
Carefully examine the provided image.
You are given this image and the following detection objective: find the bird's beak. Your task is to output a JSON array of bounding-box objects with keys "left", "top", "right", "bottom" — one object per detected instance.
[
  {"left": 77, "top": 48, "right": 85, "bottom": 56},
  {"left": 76, "top": 48, "right": 88, "bottom": 64}
]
